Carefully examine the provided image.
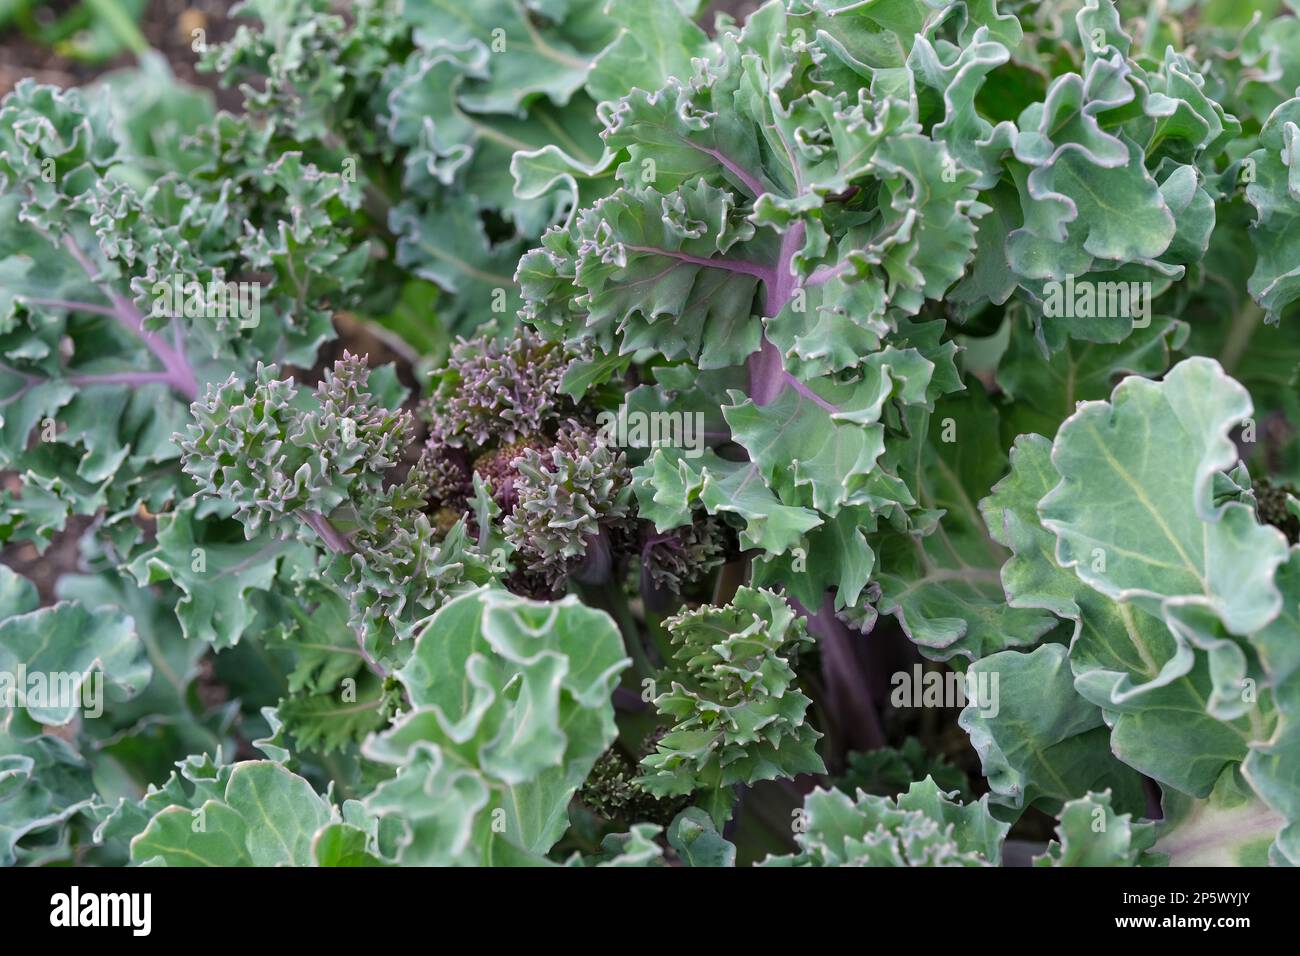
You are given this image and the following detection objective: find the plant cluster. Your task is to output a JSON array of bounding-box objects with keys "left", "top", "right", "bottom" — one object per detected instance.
[{"left": 0, "top": 0, "right": 1298, "bottom": 868}]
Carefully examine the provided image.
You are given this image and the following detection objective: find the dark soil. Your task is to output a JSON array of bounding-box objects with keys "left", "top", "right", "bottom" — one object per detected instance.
[
  {"left": 0, "top": 0, "right": 238, "bottom": 103},
  {"left": 0, "top": 510, "right": 92, "bottom": 605}
]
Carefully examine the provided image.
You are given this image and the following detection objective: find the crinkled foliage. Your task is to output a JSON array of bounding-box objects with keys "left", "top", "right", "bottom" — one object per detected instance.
[{"left": 2, "top": 0, "right": 1300, "bottom": 869}]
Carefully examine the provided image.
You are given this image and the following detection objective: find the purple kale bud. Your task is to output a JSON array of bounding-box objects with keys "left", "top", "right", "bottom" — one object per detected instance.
[
  {"left": 418, "top": 444, "right": 474, "bottom": 509},
  {"left": 427, "top": 327, "right": 583, "bottom": 450},
  {"left": 640, "top": 517, "right": 727, "bottom": 601},
  {"left": 471, "top": 435, "right": 550, "bottom": 513},
  {"left": 501, "top": 421, "right": 632, "bottom": 589}
]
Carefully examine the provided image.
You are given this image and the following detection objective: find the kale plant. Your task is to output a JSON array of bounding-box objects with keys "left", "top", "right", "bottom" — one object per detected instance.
[{"left": 0, "top": 0, "right": 1298, "bottom": 870}]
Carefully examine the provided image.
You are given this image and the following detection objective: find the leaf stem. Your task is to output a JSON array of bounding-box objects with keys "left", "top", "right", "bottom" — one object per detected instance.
[
  {"left": 783, "top": 372, "right": 840, "bottom": 414},
  {"left": 82, "top": 0, "right": 151, "bottom": 57},
  {"left": 762, "top": 221, "right": 806, "bottom": 316},
  {"left": 1220, "top": 298, "right": 1264, "bottom": 375},
  {"left": 0, "top": 364, "right": 178, "bottom": 404},
  {"left": 297, "top": 510, "right": 355, "bottom": 553},
  {"left": 67, "top": 370, "right": 182, "bottom": 388},
  {"left": 353, "top": 636, "right": 388, "bottom": 680},
  {"left": 19, "top": 297, "right": 117, "bottom": 317},
  {"left": 695, "top": 145, "right": 767, "bottom": 199},
  {"left": 806, "top": 261, "right": 850, "bottom": 286},
  {"left": 61, "top": 235, "right": 199, "bottom": 400},
  {"left": 746, "top": 337, "right": 786, "bottom": 406},
  {"left": 746, "top": 221, "right": 810, "bottom": 407},
  {"left": 623, "top": 244, "right": 775, "bottom": 282},
  {"left": 712, "top": 557, "right": 749, "bottom": 606}
]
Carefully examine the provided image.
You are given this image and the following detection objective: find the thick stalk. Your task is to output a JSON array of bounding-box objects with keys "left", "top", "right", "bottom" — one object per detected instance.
[
  {"left": 712, "top": 557, "right": 749, "bottom": 606},
  {"left": 746, "top": 221, "right": 807, "bottom": 407},
  {"left": 1221, "top": 299, "right": 1264, "bottom": 375},
  {"left": 793, "top": 594, "right": 886, "bottom": 753},
  {"left": 69, "top": 371, "right": 184, "bottom": 388},
  {"left": 20, "top": 297, "right": 116, "bottom": 316},
  {"left": 577, "top": 580, "right": 654, "bottom": 681}
]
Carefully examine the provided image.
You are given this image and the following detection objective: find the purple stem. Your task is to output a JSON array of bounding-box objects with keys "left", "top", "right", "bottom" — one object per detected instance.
[
  {"left": 807, "top": 260, "right": 851, "bottom": 287},
  {"left": 695, "top": 145, "right": 768, "bottom": 199},
  {"left": 61, "top": 235, "right": 199, "bottom": 400},
  {"left": 613, "top": 686, "right": 649, "bottom": 713},
  {"left": 762, "top": 222, "right": 806, "bottom": 316},
  {"left": 794, "top": 594, "right": 886, "bottom": 752},
  {"left": 1142, "top": 775, "right": 1164, "bottom": 821},
  {"left": 67, "top": 371, "right": 180, "bottom": 388},
  {"left": 746, "top": 337, "right": 785, "bottom": 406},
  {"left": 783, "top": 372, "right": 840, "bottom": 414},
  {"left": 1, "top": 364, "right": 177, "bottom": 405},
  {"left": 297, "top": 510, "right": 354, "bottom": 554},
  {"left": 697, "top": 164, "right": 884, "bottom": 762},
  {"left": 746, "top": 221, "right": 808, "bottom": 407},
  {"left": 624, "top": 244, "right": 775, "bottom": 282},
  {"left": 21, "top": 297, "right": 117, "bottom": 317}
]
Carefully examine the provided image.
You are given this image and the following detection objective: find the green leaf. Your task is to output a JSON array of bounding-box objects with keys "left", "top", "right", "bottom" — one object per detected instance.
[
  {"left": 1242, "top": 547, "right": 1300, "bottom": 865},
  {"left": 126, "top": 504, "right": 296, "bottom": 649},
  {"left": 835, "top": 737, "right": 970, "bottom": 800},
  {"left": 958, "top": 643, "right": 1145, "bottom": 815},
  {"left": 633, "top": 448, "right": 822, "bottom": 556},
  {"left": 575, "top": 823, "right": 665, "bottom": 867},
  {"left": 667, "top": 807, "right": 736, "bottom": 867},
  {"left": 0, "top": 567, "right": 150, "bottom": 726},
  {"left": 873, "top": 387, "right": 1059, "bottom": 661},
  {"left": 0, "top": 723, "right": 98, "bottom": 866},
  {"left": 751, "top": 505, "right": 876, "bottom": 611},
  {"left": 391, "top": 195, "right": 525, "bottom": 336},
  {"left": 996, "top": 316, "right": 1189, "bottom": 442},
  {"left": 761, "top": 777, "right": 1009, "bottom": 867},
  {"left": 400, "top": 0, "right": 617, "bottom": 114},
  {"left": 586, "top": 0, "right": 710, "bottom": 106},
  {"left": 312, "top": 822, "right": 389, "bottom": 867},
  {"left": 1039, "top": 357, "right": 1290, "bottom": 636},
  {"left": 130, "top": 760, "right": 334, "bottom": 866},
  {"left": 555, "top": 182, "right": 769, "bottom": 367},
  {"left": 638, "top": 588, "right": 824, "bottom": 820},
  {"left": 723, "top": 348, "right": 936, "bottom": 514},
  {"left": 276, "top": 671, "right": 396, "bottom": 755},
  {"left": 1244, "top": 99, "right": 1300, "bottom": 325},
  {"left": 1154, "top": 767, "right": 1283, "bottom": 867},
  {"left": 983, "top": 431, "right": 1261, "bottom": 799},
  {"left": 601, "top": 825, "right": 666, "bottom": 866},
  {"left": 1033, "top": 790, "right": 1157, "bottom": 867},
  {"left": 361, "top": 587, "right": 628, "bottom": 864}
]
